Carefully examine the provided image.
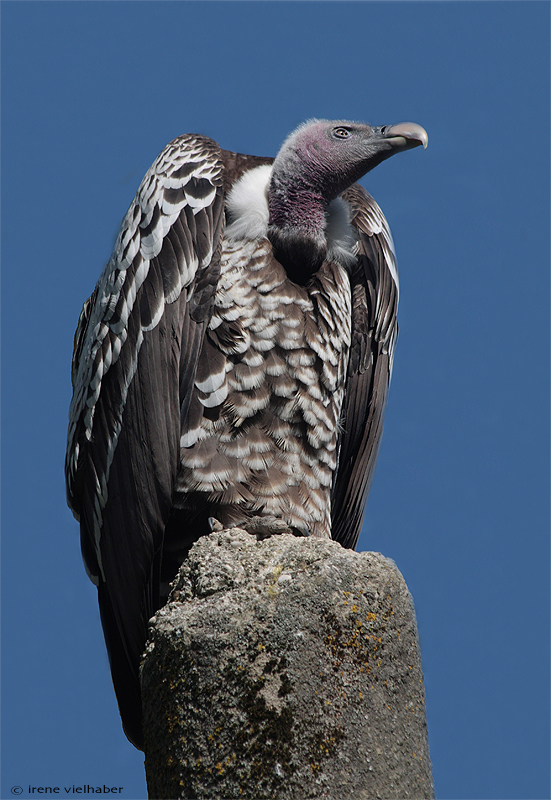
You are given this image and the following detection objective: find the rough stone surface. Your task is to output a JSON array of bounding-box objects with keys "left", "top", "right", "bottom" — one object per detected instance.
[{"left": 141, "top": 529, "right": 434, "bottom": 799}]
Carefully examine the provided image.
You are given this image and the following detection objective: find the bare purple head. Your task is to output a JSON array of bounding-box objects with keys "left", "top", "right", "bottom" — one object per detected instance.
[{"left": 268, "top": 118, "right": 428, "bottom": 231}]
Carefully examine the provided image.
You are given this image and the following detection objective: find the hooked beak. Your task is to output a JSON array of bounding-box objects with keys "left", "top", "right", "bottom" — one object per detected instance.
[{"left": 381, "top": 122, "right": 428, "bottom": 150}]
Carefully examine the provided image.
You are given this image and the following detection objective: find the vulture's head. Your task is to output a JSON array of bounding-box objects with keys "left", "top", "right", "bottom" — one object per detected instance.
[
  {"left": 267, "top": 118, "right": 427, "bottom": 273},
  {"left": 271, "top": 119, "right": 428, "bottom": 204}
]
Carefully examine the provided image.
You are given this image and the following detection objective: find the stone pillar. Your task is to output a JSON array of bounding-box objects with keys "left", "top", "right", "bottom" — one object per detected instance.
[{"left": 141, "top": 529, "right": 434, "bottom": 799}]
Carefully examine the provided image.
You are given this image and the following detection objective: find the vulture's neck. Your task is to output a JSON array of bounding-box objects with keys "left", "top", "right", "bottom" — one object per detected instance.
[
  {"left": 225, "top": 164, "right": 356, "bottom": 285},
  {"left": 268, "top": 170, "right": 334, "bottom": 284}
]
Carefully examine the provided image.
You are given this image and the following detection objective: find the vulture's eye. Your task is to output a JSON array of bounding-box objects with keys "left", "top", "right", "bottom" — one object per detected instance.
[{"left": 333, "top": 127, "right": 350, "bottom": 139}]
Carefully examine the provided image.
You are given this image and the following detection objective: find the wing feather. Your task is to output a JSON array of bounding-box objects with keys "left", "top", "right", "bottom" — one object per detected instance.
[
  {"left": 65, "top": 134, "right": 225, "bottom": 748},
  {"left": 331, "top": 183, "right": 399, "bottom": 550}
]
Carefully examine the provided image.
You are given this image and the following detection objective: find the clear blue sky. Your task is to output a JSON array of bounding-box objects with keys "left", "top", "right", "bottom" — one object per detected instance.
[{"left": 2, "top": 2, "right": 549, "bottom": 798}]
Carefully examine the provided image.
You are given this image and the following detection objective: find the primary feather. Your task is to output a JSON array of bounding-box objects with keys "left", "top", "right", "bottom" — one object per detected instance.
[{"left": 66, "top": 118, "right": 427, "bottom": 749}]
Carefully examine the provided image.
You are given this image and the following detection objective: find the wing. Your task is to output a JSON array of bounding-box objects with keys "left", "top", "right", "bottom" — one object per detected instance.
[
  {"left": 330, "top": 183, "right": 399, "bottom": 550},
  {"left": 65, "top": 134, "right": 226, "bottom": 748}
]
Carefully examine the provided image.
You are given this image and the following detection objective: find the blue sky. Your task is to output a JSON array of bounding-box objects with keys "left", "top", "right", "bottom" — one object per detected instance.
[{"left": 1, "top": 2, "right": 549, "bottom": 798}]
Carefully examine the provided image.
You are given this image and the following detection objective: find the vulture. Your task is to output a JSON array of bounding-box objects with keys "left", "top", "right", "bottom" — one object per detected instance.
[{"left": 65, "top": 118, "right": 427, "bottom": 749}]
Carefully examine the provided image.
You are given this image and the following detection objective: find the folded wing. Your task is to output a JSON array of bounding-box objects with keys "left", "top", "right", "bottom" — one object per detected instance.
[
  {"left": 331, "top": 183, "right": 399, "bottom": 549},
  {"left": 65, "top": 134, "right": 226, "bottom": 748}
]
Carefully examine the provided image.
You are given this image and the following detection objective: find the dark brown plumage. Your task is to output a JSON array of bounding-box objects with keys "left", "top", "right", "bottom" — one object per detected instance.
[{"left": 66, "top": 119, "right": 427, "bottom": 748}]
